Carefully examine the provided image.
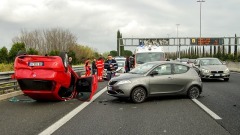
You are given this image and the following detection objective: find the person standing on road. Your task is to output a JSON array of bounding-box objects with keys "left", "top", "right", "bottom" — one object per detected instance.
[
  {"left": 104, "top": 54, "right": 118, "bottom": 80},
  {"left": 96, "top": 57, "right": 104, "bottom": 81},
  {"left": 85, "top": 58, "right": 91, "bottom": 76},
  {"left": 92, "top": 58, "right": 97, "bottom": 75},
  {"left": 68, "top": 57, "right": 73, "bottom": 67},
  {"left": 125, "top": 56, "right": 130, "bottom": 73},
  {"left": 129, "top": 55, "right": 135, "bottom": 70}
]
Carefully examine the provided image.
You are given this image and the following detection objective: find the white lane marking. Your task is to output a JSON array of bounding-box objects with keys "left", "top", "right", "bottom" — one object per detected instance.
[
  {"left": 39, "top": 87, "right": 107, "bottom": 135},
  {"left": 192, "top": 99, "right": 222, "bottom": 120}
]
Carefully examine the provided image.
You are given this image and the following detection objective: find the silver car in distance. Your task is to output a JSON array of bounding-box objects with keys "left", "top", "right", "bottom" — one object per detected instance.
[
  {"left": 107, "top": 61, "right": 202, "bottom": 103},
  {"left": 193, "top": 58, "right": 230, "bottom": 81}
]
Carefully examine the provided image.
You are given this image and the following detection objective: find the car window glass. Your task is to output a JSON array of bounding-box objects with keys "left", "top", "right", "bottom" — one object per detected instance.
[
  {"left": 117, "top": 61, "right": 124, "bottom": 67},
  {"left": 174, "top": 64, "right": 189, "bottom": 74},
  {"left": 152, "top": 64, "right": 171, "bottom": 75},
  {"left": 130, "top": 63, "right": 156, "bottom": 74}
]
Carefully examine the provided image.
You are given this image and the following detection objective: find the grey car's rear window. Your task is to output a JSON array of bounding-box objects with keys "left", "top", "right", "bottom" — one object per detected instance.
[{"left": 174, "top": 64, "right": 189, "bottom": 74}]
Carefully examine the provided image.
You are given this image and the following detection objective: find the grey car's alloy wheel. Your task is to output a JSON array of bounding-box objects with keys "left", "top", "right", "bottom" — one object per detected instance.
[
  {"left": 131, "top": 87, "right": 146, "bottom": 103},
  {"left": 187, "top": 86, "right": 200, "bottom": 99}
]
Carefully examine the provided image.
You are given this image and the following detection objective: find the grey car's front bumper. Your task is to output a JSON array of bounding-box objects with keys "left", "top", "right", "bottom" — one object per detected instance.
[
  {"left": 107, "top": 84, "right": 132, "bottom": 98},
  {"left": 200, "top": 72, "right": 230, "bottom": 79}
]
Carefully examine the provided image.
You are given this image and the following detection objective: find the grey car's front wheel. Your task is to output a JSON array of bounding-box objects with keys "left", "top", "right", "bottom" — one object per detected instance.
[
  {"left": 131, "top": 87, "right": 146, "bottom": 103},
  {"left": 187, "top": 86, "right": 200, "bottom": 99}
]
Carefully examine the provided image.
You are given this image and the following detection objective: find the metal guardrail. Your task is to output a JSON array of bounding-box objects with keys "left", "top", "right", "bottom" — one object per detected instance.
[{"left": 0, "top": 66, "right": 84, "bottom": 95}]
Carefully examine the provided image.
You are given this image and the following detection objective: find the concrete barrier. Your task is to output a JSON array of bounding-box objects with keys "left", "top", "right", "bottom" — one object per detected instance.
[{"left": 226, "top": 62, "right": 240, "bottom": 72}]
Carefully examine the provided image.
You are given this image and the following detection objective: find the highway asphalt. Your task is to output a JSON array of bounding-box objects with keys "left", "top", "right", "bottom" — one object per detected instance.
[{"left": 0, "top": 72, "right": 240, "bottom": 135}]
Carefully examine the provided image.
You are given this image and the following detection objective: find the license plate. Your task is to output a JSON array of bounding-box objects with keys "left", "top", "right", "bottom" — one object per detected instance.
[
  {"left": 29, "top": 62, "right": 44, "bottom": 66},
  {"left": 108, "top": 86, "right": 112, "bottom": 90},
  {"left": 214, "top": 74, "right": 220, "bottom": 76}
]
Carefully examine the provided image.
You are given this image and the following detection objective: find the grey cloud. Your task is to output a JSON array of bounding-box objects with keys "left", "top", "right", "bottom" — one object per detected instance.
[{"left": 0, "top": 0, "right": 240, "bottom": 53}]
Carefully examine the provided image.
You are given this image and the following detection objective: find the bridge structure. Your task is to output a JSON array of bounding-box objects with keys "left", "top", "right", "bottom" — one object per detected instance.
[{"left": 118, "top": 37, "right": 240, "bottom": 58}]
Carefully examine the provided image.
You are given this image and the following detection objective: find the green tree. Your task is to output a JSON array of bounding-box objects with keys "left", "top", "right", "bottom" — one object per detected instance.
[
  {"left": 8, "top": 42, "right": 26, "bottom": 62},
  {"left": 117, "top": 30, "right": 120, "bottom": 55},
  {"left": 228, "top": 37, "right": 231, "bottom": 55},
  {"left": 102, "top": 52, "right": 110, "bottom": 59},
  {"left": 214, "top": 45, "right": 217, "bottom": 55},
  {"left": 202, "top": 46, "right": 205, "bottom": 57},
  {"left": 27, "top": 48, "right": 39, "bottom": 55},
  {"left": 120, "top": 33, "right": 124, "bottom": 56},
  {"left": 49, "top": 50, "right": 60, "bottom": 56},
  {"left": 0, "top": 46, "right": 8, "bottom": 63},
  {"left": 123, "top": 50, "right": 133, "bottom": 57},
  {"left": 234, "top": 34, "right": 238, "bottom": 58},
  {"left": 117, "top": 30, "right": 124, "bottom": 56},
  {"left": 110, "top": 50, "right": 118, "bottom": 57},
  {"left": 210, "top": 45, "right": 212, "bottom": 56}
]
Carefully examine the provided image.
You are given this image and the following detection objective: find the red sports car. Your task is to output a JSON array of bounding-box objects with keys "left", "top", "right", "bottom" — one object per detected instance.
[{"left": 12, "top": 52, "right": 98, "bottom": 101}]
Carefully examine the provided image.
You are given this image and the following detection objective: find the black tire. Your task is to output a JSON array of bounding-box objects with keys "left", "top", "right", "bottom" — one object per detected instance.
[
  {"left": 224, "top": 78, "right": 229, "bottom": 82},
  {"left": 131, "top": 87, "right": 146, "bottom": 103},
  {"left": 187, "top": 86, "right": 200, "bottom": 99},
  {"left": 17, "top": 50, "right": 27, "bottom": 56},
  {"left": 59, "top": 52, "right": 68, "bottom": 71},
  {"left": 201, "top": 78, "right": 206, "bottom": 82}
]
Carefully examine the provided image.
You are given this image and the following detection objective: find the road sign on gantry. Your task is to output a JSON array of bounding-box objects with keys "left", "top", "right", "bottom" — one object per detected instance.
[{"left": 190, "top": 38, "right": 224, "bottom": 45}]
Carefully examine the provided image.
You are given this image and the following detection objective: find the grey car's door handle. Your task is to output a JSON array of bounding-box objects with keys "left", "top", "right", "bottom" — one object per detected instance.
[{"left": 168, "top": 77, "right": 173, "bottom": 79}]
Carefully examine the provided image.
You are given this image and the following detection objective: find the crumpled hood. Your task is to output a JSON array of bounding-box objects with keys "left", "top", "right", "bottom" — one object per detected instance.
[{"left": 201, "top": 65, "right": 228, "bottom": 71}]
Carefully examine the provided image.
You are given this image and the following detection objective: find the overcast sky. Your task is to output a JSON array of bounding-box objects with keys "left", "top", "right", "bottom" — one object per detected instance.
[{"left": 0, "top": 0, "right": 239, "bottom": 53}]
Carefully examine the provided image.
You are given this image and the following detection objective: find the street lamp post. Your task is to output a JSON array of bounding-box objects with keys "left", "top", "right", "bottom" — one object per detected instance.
[
  {"left": 176, "top": 24, "right": 180, "bottom": 58},
  {"left": 197, "top": 0, "right": 205, "bottom": 56}
]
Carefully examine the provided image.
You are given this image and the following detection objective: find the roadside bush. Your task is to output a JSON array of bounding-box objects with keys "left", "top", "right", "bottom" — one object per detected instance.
[{"left": 0, "top": 63, "right": 14, "bottom": 72}]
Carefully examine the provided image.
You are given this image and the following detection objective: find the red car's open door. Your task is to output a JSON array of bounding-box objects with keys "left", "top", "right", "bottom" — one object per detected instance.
[{"left": 75, "top": 75, "right": 98, "bottom": 101}]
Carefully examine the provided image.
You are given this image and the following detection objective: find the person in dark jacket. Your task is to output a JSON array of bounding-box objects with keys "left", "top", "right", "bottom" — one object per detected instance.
[
  {"left": 92, "top": 58, "right": 97, "bottom": 75},
  {"left": 104, "top": 54, "right": 118, "bottom": 80},
  {"left": 125, "top": 56, "right": 130, "bottom": 73}
]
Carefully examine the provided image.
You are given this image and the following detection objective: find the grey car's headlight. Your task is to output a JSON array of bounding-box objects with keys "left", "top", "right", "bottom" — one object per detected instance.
[
  {"left": 201, "top": 69, "right": 210, "bottom": 73},
  {"left": 117, "top": 80, "right": 131, "bottom": 85},
  {"left": 224, "top": 68, "right": 229, "bottom": 73}
]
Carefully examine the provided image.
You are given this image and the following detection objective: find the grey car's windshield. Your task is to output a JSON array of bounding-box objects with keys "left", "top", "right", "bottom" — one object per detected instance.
[
  {"left": 136, "top": 52, "right": 164, "bottom": 64},
  {"left": 200, "top": 59, "right": 222, "bottom": 66},
  {"left": 130, "top": 63, "right": 156, "bottom": 74}
]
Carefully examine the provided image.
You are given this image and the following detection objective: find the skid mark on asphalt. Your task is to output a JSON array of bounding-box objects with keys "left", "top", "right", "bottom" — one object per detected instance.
[
  {"left": 39, "top": 87, "right": 107, "bottom": 135},
  {"left": 192, "top": 99, "right": 222, "bottom": 120}
]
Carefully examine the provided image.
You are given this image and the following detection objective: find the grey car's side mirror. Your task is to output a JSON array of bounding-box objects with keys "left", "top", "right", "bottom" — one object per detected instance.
[
  {"left": 194, "top": 64, "right": 200, "bottom": 67},
  {"left": 150, "top": 71, "right": 158, "bottom": 76}
]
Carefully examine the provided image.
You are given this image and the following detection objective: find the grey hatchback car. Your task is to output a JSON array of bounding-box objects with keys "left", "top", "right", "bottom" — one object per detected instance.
[{"left": 107, "top": 61, "right": 202, "bottom": 103}]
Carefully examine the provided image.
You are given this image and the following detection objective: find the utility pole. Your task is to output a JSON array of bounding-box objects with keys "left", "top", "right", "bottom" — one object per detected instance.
[
  {"left": 176, "top": 24, "right": 180, "bottom": 58},
  {"left": 197, "top": 0, "right": 205, "bottom": 56}
]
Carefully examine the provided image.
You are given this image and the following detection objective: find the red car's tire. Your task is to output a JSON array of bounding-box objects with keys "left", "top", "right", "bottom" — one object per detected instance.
[{"left": 17, "top": 50, "right": 27, "bottom": 56}]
